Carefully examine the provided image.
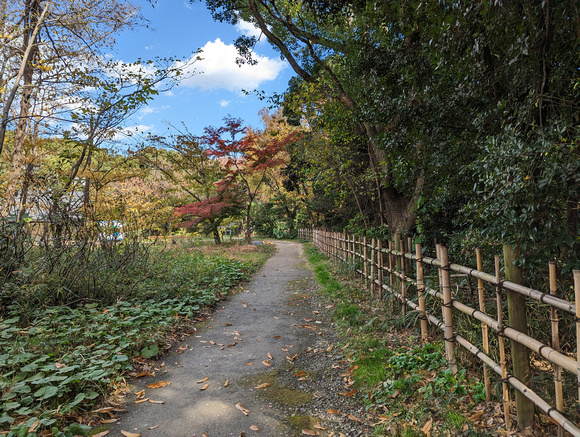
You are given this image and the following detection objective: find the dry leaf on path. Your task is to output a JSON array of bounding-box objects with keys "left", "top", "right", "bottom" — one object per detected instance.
[
  {"left": 267, "top": 352, "right": 273, "bottom": 360},
  {"left": 120, "top": 431, "right": 141, "bottom": 437},
  {"left": 295, "top": 371, "right": 306, "bottom": 378},
  {"left": 197, "top": 377, "right": 209, "bottom": 383},
  {"left": 236, "top": 402, "right": 251, "bottom": 415},
  {"left": 135, "top": 371, "right": 154, "bottom": 378},
  {"left": 200, "top": 383, "right": 209, "bottom": 391},
  {"left": 149, "top": 399, "right": 164, "bottom": 404},
  {"left": 261, "top": 360, "right": 271, "bottom": 367},
  {"left": 148, "top": 425, "right": 159, "bottom": 430},
  {"left": 92, "top": 407, "right": 114, "bottom": 413},
  {"left": 93, "top": 432, "right": 109, "bottom": 437},
  {"left": 348, "top": 414, "right": 361, "bottom": 422},
  {"left": 101, "top": 419, "right": 119, "bottom": 424},
  {"left": 146, "top": 381, "right": 170, "bottom": 389},
  {"left": 327, "top": 409, "right": 340, "bottom": 415},
  {"left": 339, "top": 389, "right": 357, "bottom": 397},
  {"left": 301, "top": 430, "right": 319, "bottom": 436},
  {"left": 224, "top": 379, "right": 230, "bottom": 387},
  {"left": 134, "top": 398, "right": 149, "bottom": 404},
  {"left": 250, "top": 425, "right": 260, "bottom": 431},
  {"left": 255, "top": 383, "right": 270, "bottom": 389},
  {"left": 313, "top": 424, "right": 326, "bottom": 430}
]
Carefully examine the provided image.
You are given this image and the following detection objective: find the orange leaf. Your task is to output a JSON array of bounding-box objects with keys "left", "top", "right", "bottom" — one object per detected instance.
[
  {"left": 149, "top": 399, "right": 164, "bottom": 404},
  {"left": 348, "top": 414, "right": 361, "bottom": 422},
  {"left": 262, "top": 360, "right": 272, "bottom": 367},
  {"left": 146, "top": 381, "right": 171, "bottom": 389},
  {"left": 268, "top": 352, "right": 273, "bottom": 360},
  {"left": 273, "top": 335, "right": 281, "bottom": 339},
  {"left": 313, "top": 423, "right": 326, "bottom": 430},
  {"left": 255, "top": 383, "right": 270, "bottom": 389},
  {"left": 422, "top": 418, "right": 433, "bottom": 436},
  {"left": 134, "top": 398, "right": 149, "bottom": 404},
  {"left": 326, "top": 345, "right": 334, "bottom": 352},
  {"left": 339, "top": 389, "right": 357, "bottom": 397},
  {"left": 135, "top": 371, "right": 154, "bottom": 378},
  {"left": 197, "top": 377, "right": 209, "bottom": 383},
  {"left": 246, "top": 362, "right": 255, "bottom": 366},
  {"left": 250, "top": 425, "right": 260, "bottom": 431},
  {"left": 200, "top": 382, "right": 209, "bottom": 391},
  {"left": 101, "top": 419, "right": 119, "bottom": 424},
  {"left": 327, "top": 409, "right": 340, "bottom": 415},
  {"left": 224, "top": 379, "right": 230, "bottom": 387},
  {"left": 295, "top": 371, "right": 307, "bottom": 377},
  {"left": 120, "top": 432, "right": 141, "bottom": 437}
]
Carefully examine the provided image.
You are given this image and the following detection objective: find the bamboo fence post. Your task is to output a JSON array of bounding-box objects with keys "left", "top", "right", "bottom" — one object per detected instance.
[
  {"left": 550, "top": 262, "right": 563, "bottom": 437},
  {"left": 363, "top": 235, "right": 368, "bottom": 287},
  {"left": 388, "top": 240, "right": 394, "bottom": 312},
  {"left": 496, "top": 255, "right": 512, "bottom": 430},
  {"left": 476, "top": 249, "right": 491, "bottom": 402},
  {"left": 370, "top": 238, "right": 376, "bottom": 299},
  {"left": 503, "top": 244, "right": 533, "bottom": 429},
  {"left": 415, "top": 243, "right": 428, "bottom": 341},
  {"left": 343, "top": 230, "right": 347, "bottom": 263},
  {"left": 377, "top": 239, "right": 383, "bottom": 301},
  {"left": 574, "top": 270, "right": 580, "bottom": 410},
  {"left": 407, "top": 236, "right": 413, "bottom": 275},
  {"left": 401, "top": 237, "right": 407, "bottom": 316},
  {"left": 439, "top": 245, "right": 457, "bottom": 375}
]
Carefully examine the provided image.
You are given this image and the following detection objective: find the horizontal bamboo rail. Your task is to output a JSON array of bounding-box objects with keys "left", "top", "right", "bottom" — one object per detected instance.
[{"left": 304, "top": 228, "right": 580, "bottom": 435}]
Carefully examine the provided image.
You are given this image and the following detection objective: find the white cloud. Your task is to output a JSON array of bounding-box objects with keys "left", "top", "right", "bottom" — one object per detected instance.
[
  {"left": 177, "top": 38, "right": 286, "bottom": 92},
  {"left": 219, "top": 100, "right": 231, "bottom": 107},
  {"left": 235, "top": 19, "right": 264, "bottom": 40}
]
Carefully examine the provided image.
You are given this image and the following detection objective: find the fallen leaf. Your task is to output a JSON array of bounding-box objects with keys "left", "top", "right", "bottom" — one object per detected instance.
[
  {"left": 146, "top": 381, "right": 171, "bottom": 389},
  {"left": 101, "top": 419, "right": 119, "bottom": 424},
  {"left": 28, "top": 421, "right": 39, "bottom": 433},
  {"left": 148, "top": 425, "right": 159, "bottom": 430},
  {"left": 93, "top": 432, "right": 110, "bottom": 437},
  {"left": 202, "top": 434, "right": 208, "bottom": 437},
  {"left": 295, "top": 371, "right": 307, "bottom": 377},
  {"left": 250, "top": 425, "right": 260, "bottom": 431},
  {"left": 348, "top": 414, "right": 361, "bottom": 422},
  {"left": 262, "top": 360, "right": 272, "bottom": 367},
  {"left": 326, "top": 345, "right": 334, "bottom": 352},
  {"left": 236, "top": 402, "right": 251, "bottom": 415},
  {"left": 227, "top": 342, "right": 238, "bottom": 348},
  {"left": 149, "top": 399, "right": 164, "bottom": 404},
  {"left": 54, "top": 362, "right": 66, "bottom": 369},
  {"left": 246, "top": 362, "right": 255, "bottom": 366},
  {"left": 242, "top": 302, "right": 247, "bottom": 308},
  {"left": 201, "top": 383, "right": 209, "bottom": 391},
  {"left": 327, "top": 409, "right": 340, "bottom": 415},
  {"left": 255, "top": 383, "right": 270, "bottom": 389},
  {"left": 225, "top": 323, "right": 233, "bottom": 326},
  {"left": 120, "top": 432, "right": 141, "bottom": 437},
  {"left": 339, "top": 389, "right": 357, "bottom": 397},
  {"left": 134, "top": 398, "right": 149, "bottom": 404},
  {"left": 197, "top": 377, "right": 209, "bottom": 383},
  {"left": 93, "top": 407, "right": 114, "bottom": 413},
  {"left": 273, "top": 335, "right": 281, "bottom": 339},
  {"left": 298, "top": 324, "right": 316, "bottom": 330},
  {"left": 135, "top": 371, "right": 154, "bottom": 378},
  {"left": 235, "top": 331, "right": 242, "bottom": 336},
  {"left": 134, "top": 390, "right": 145, "bottom": 399},
  {"left": 268, "top": 352, "right": 273, "bottom": 360},
  {"left": 422, "top": 418, "right": 433, "bottom": 436},
  {"left": 224, "top": 379, "right": 230, "bottom": 387},
  {"left": 313, "top": 423, "right": 326, "bottom": 430},
  {"left": 301, "top": 430, "right": 319, "bottom": 436}
]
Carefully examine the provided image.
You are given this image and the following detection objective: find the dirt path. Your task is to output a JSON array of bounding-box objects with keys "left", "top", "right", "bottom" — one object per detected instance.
[{"left": 108, "top": 240, "right": 372, "bottom": 437}]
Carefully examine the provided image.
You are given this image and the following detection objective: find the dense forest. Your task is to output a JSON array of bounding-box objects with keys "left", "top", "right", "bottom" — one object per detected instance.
[{"left": 0, "top": 0, "right": 579, "bottom": 435}]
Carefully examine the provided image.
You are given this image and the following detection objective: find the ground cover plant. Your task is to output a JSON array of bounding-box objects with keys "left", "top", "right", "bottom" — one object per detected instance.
[
  {"left": 0, "top": 238, "right": 274, "bottom": 436},
  {"left": 304, "top": 244, "right": 502, "bottom": 437}
]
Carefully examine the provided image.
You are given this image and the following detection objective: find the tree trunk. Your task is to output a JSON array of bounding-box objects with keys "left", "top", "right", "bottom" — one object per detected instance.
[{"left": 244, "top": 203, "right": 252, "bottom": 244}]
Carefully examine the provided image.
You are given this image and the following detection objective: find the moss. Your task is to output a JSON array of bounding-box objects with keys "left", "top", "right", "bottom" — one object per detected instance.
[{"left": 239, "top": 370, "right": 314, "bottom": 406}]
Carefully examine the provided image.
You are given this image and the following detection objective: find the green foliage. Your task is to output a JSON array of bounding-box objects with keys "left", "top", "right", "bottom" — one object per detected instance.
[{"left": 0, "top": 240, "right": 271, "bottom": 434}]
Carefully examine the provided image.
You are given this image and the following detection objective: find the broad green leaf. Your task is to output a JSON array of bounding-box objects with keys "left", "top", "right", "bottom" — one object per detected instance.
[{"left": 33, "top": 386, "right": 58, "bottom": 400}]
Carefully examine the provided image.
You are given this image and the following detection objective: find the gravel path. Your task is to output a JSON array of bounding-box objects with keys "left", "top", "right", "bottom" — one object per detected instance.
[{"left": 108, "top": 240, "right": 372, "bottom": 437}]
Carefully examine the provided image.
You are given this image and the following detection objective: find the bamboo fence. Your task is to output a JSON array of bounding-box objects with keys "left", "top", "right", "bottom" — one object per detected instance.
[{"left": 298, "top": 228, "right": 580, "bottom": 436}]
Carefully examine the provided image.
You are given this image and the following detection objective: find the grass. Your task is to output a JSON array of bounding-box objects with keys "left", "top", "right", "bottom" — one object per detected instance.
[
  {"left": 0, "top": 238, "right": 275, "bottom": 436},
  {"left": 304, "top": 243, "right": 494, "bottom": 437}
]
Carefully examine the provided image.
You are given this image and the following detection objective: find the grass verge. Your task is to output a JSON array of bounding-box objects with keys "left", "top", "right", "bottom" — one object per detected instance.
[
  {"left": 0, "top": 239, "right": 275, "bottom": 437},
  {"left": 304, "top": 243, "right": 493, "bottom": 437}
]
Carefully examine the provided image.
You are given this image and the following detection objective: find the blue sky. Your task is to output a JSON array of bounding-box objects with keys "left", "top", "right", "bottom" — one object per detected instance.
[{"left": 111, "top": 0, "right": 292, "bottom": 144}]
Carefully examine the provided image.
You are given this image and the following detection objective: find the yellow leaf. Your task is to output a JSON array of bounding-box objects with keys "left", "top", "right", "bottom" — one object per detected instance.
[
  {"left": 146, "top": 381, "right": 171, "bottom": 389},
  {"left": 255, "top": 383, "right": 270, "bottom": 389},
  {"left": 224, "top": 379, "right": 230, "bottom": 387},
  {"left": 201, "top": 382, "right": 209, "bottom": 391}
]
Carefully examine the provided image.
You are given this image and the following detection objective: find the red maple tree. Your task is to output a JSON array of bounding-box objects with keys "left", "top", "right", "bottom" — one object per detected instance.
[{"left": 200, "top": 117, "right": 302, "bottom": 243}]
